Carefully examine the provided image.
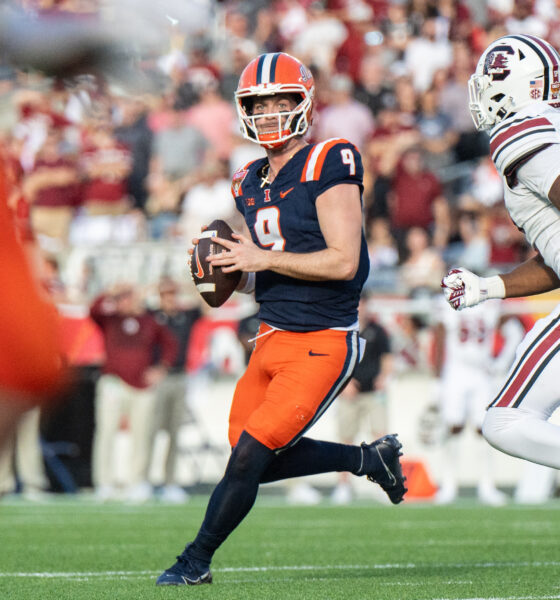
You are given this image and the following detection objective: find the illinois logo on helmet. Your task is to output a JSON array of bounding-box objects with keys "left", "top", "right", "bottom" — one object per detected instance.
[
  {"left": 235, "top": 52, "right": 315, "bottom": 149},
  {"left": 469, "top": 34, "right": 560, "bottom": 131}
]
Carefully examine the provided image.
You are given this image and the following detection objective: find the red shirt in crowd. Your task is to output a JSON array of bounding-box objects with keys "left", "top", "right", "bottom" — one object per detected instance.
[
  {"left": 80, "top": 137, "right": 132, "bottom": 206},
  {"left": 389, "top": 159, "right": 443, "bottom": 230},
  {"left": 90, "top": 295, "right": 178, "bottom": 389},
  {"left": 32, "top": 156, "right": 82, "bottom": 208}
]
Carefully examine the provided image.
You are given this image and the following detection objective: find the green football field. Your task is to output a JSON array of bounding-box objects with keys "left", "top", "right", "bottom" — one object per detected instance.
[{"left": 1, "top": 495, "right": 559, "bottom": 600}]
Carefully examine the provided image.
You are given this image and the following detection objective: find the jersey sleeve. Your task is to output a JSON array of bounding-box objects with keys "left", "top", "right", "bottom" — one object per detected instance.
[
  {"left": 515, "top": 143, "right": 560, "bottom": 200},
  {"left": 300, "top": 138, "right": 363, "bottom": 197},
  {"left": 490, "top": 115, "right": 558, "bottom": 176}
]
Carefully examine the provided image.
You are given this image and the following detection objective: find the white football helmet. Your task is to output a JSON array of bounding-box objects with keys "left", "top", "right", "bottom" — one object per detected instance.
[{"left": 469, "top": 34, "right": 560, "bottom": 131}]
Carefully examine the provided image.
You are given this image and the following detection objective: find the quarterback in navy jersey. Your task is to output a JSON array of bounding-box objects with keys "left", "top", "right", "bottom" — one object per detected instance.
[
  {"left": 232, "top": 138, "right": 369, "bottom": 331},
  {"left": 156, "top": 52, "right": 406, "bottom": 587},
  {"left": 442, "top": 35, "right": 560, "bottom": 472}
]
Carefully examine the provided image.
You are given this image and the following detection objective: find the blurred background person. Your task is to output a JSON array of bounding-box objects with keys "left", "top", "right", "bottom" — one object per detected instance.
[
  {"left": 22, "top": 125, "right": 81, "bottom": 249},
  {"left": 0, "top": 405, "right": 48, "bottom": 500},
  {"left": 0, "top": 150, "right": 67, "bottom": 487},
  {"left": 331, "top": 295, "right": 393, "bottom": 505},
  {"left": 399, "top": 227, "right": 446, "bottom": 297},
  {"left": 313, "top": 72, "right": 375, "bottom": 152},
  {"left": 431, "top": 296, "right": 510, "bottom": 506},
  {"left": 149, "top": 277, "right": 202, "bottom": 504},
  {"left": 90, "top": 283, "right": 177, "bottom": 502}
]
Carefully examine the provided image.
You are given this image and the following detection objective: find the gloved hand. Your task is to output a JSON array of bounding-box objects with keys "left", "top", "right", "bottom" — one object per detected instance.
[{"left": 441, "top": 268, "right": 505, "bottom": 310}]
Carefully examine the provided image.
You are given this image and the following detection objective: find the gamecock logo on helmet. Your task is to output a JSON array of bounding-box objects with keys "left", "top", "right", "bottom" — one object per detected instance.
[{"left": 484, "top": 46, "right": 515, "bottom": 81}]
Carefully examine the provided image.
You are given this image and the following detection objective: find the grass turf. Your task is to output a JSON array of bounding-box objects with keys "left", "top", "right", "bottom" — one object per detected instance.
[{"left": 1, "top": 495, "right": 559, "bottom": 600}]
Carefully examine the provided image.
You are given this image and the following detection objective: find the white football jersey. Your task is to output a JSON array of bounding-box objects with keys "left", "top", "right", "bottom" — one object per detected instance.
[
  {"left": 489, "top": 102, "right": 560, "bottom": 277},
  {"left": 436, "top": 296, "right": 501, "bottom": 369}
]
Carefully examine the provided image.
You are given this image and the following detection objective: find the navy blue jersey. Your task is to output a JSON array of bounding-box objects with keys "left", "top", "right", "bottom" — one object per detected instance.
[{"left": 232, "top": 138, "right": 369, "bottom": 332}]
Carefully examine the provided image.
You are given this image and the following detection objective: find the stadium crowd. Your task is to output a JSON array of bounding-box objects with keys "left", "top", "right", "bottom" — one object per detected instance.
[
  {"left": 2, "top": 0, "right": 547, "bottom": 291},
  {"left": 2, "top": 0, "right": 559, "bottom": 501}
]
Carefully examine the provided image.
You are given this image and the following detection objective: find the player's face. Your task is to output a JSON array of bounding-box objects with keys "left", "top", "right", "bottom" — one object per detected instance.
[{"left": 251, "top": 94, "right": 298, "bottom": 134}]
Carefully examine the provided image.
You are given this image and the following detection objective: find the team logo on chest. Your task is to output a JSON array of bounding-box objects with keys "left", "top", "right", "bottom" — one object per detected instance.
[
  {"left": 122, "top": 317, "right": 140, "bottom": 335},
  {"left": 264, "top": 189, "right": 271, "bottom": 203},
  {"left": 231, "top": 169, "right": 249, "bottom": 197}
]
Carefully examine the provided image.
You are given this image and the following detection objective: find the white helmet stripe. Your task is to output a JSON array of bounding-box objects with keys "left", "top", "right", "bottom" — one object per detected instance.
[{"left": 260, "top": 54, "right": 275, "bottom": 84}]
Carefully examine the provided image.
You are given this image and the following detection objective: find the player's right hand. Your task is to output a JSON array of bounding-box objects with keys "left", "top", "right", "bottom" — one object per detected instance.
[{"left": 441, "top": 267, "right": 485, "bottom": 310}]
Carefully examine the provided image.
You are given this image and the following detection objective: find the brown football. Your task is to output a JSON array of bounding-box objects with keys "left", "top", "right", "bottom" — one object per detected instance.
[{"left": 189, "top": 219, "right": 242, "bottom": 307}]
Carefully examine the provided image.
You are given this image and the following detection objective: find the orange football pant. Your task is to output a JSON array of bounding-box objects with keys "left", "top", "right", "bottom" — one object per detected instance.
[{"left": 229, "top": 324, "right": 359, "bottom": 451}]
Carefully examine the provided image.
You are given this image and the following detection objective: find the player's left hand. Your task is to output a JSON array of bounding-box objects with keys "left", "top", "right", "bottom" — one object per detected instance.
[{"left": 207, "top": 233, "right": 269, "bottom": 273}]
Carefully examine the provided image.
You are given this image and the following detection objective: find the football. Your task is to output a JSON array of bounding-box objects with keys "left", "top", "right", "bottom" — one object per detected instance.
[{"left": 189, "top": 219, "right": 242, "bottom": 307}]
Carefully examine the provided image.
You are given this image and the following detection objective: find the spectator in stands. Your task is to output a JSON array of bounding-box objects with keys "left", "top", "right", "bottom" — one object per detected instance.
[
  {"left": 438, "top": 41, "right": 489, "bottom": 164},
  {"left": 212, "top": 8, "right": 258, "bottom": 75},
  {"left": 399, "top": 226, "right": 446, "bottom": 297},
  {"left": 333, "top": 0, "right": 375, "bottom": 81},
  {"left": 505, "top": 0, "right": 547, "bottom": 37},
  {"left": 387, "top": 146, "right": 450, "bottom": 253},
  {"left": 380, "top": 0, "right": 413, "bottom": 56},
  {"left": 22, "top": 126, "right": 81, "bottom": 246},
  {"left": 354, "top": 52, "right": 396, "bottom": 119},
  {"left": 447, "top": 200, "right": 491, "bottom": 275},
  {"left": 178, "top": 160, "right": 242, "bottom": 244},
  {"left": 404, "top": 16, "right": 453, "bottom": 93},
  {"left": 150, "top": 105, "right": 208, "bottom": 182},
  {"left": 290, "top": 1, "right": 348, "bottom": 75},
  {"left": 363, "top": 217, "right": 399, "bottom": 293},
  {"left": 314, "top": 73, "right": 375, "bottom": 152},
  {"left": 149, "top": 278, "right": 202, "bottom": 503},
  {"left": 113, "top": 95, "right": 153, "bottom": 212},
  {"left": 80, "top": 116, "right": 132, "bottom": 216},
  {"left": 365, "top": 104, "right": 420, "bottom": 219},
  {"left": 90, "top": 283, "right": 177, "bottom": 502},
  {"left": 185, "top": 74, "right": 236, "bottom": 162},
  {"left": 252, "top": 5, "right": 283, "bottom": 54},
  {"left": 146, "top": 104, "right": 209, "bottom": 238},
  {"left": 416, "top": 86, "right": 458, "bottom": 173}
]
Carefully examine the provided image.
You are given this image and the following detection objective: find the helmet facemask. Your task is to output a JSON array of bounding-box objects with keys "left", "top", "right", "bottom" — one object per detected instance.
[
  {"left": 468, "top": 73, "right": 515, "bottom": 131},
  {"left": 235, "top": 88, "right": 313, "bottom": 149}
]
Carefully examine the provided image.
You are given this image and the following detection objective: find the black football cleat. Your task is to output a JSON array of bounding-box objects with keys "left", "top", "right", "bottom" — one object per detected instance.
[
  {"left": 156, "top": 544, "right": 213, "bottom": 586},
  {"left": 359, "top": 434, "right": 407, "bottom": 504}
]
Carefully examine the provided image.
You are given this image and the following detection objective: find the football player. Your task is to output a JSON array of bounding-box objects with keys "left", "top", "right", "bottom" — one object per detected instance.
[
  {"left": 432, "top": 296, "right": 514, "bottom": 505},
  {"left": 157, "top": 52, "right": 407, "bottom": 586},
  {"left": 0, "top": 151, "right": 66, "bottom": 448},
  {"left": 441, "top": 35, "right": 560, "bottom": 471}
]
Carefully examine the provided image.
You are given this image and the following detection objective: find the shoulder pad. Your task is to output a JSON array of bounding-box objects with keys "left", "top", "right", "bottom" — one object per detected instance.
[
  {"left": 300, "top": 138, "right": 358, "bottom": 182},
  {"left": 490, "top": 115, "right": 557, "bottom": 175}
]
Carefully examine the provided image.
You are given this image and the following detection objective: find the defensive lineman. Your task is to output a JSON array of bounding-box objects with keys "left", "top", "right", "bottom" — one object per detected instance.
[{"left": 441, "top": 34, "right": 560, "bottom": 470}]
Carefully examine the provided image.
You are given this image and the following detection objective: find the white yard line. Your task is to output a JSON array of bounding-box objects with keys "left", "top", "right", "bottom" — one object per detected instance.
[{"left": 1, "top": 560, "right": 560, "bottom": 579}]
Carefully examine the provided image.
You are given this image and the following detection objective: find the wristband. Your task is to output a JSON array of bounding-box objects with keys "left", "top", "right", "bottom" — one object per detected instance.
[
  {"left": 481, "top": 275, "right": 506, "bottom": 300},
  {"left": 237, "top": 271, "right": 256, "bottom": 294}
]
